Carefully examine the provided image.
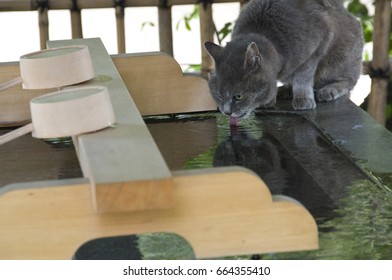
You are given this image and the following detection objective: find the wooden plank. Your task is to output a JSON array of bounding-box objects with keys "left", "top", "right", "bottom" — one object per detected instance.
[
  {"left": 112, "top": 53, "right": 216, "bottom": 116},
  {"left": 47, "top": 38, "right": 173, "bottom": 213},
  {"left": 0, "top": 167, "right": 318, "bottom": 259}
]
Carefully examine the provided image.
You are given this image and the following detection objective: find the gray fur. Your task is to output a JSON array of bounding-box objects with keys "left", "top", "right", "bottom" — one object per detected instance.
[{"left": 204, "top": 0, "right": 363, "bottom": 116}]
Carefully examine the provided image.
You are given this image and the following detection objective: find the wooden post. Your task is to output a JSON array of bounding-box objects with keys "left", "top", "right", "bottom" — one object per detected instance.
[
  {"left": 158, "top": 1, "right": 174, "bottom": 57},
  {"left": 199, "top": 2, "right": 215, "bottom": 78},
  {"left": 367, "top": 0, "right": 391, "bottom": 125},
  {"left": 36, "top": 0, "right": 49, "bottom": 50},
  {"left": 70, "top": 0, "right": 83, "bottom": 39},
  {"left": 115, "top": 0, "right": 126, "bottom": 53}
]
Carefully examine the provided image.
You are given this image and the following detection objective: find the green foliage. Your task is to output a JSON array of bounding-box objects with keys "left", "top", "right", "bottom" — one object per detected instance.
[
  {"left": 176, "top": 4, "right": 199, "bottom": 31},
  {"left": 347, "top": 0, "right": 373, "bottom": 43},
  {"left": 141, "top": 21, "right": 155, "bottom": 30},
  {"left": 216, "top": 22, "right": 234, "bottom": 44},
  {"left": 184, "top": 64, "right": 202, "bottom": 73}
]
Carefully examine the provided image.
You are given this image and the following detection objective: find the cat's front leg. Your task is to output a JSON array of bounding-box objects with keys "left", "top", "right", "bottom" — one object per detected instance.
[
  {"left": 292, "top": 90, "right": 316, "bottom": 110},
  {"left": 291, "top": 65, "right": 317, "bottom": 110},
  {"left": 292, "top": 83, "right": 316, "bottom": 110}
]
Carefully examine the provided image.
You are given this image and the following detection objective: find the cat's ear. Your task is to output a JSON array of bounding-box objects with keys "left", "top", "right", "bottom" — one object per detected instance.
[
  {"left": 204, "top": 41, "right": 222, "bottom": 61},
  {"left": 244, "top": 42, "right": 262, "bottom": 70}
]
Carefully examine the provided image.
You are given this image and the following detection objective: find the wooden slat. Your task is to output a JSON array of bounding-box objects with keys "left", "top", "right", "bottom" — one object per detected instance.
[
  {"left": 158, "top": 5, "right": 174, "bottom": 56},
  {"left": 37, "top": 5, "right": 49, "bottom": 50},
  {"left": 0, "top": 167, "right": 318, "bottom": 259},
  {"left": 115, "top": 2, "right": 126, "bottom": 53},
  {"left": 47, "top": 38, "right": 173, "bottom": 213},
  {"left": 199, "top": 3, "right": 215, "bottom": 78},
  {"left": 70, "top": 9, "right": 83, "bottom": 38},
  {"left": 112, "top": 52, "right": 216, "bottom": 116}
]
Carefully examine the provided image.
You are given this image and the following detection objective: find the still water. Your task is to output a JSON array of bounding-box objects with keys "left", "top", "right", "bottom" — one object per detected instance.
[{"left": 146, "top": 112, "right": 392, "bottom": 259}]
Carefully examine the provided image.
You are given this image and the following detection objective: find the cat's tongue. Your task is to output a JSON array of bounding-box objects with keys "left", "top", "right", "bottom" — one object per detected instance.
[{"left": 229, "top": 116, "right": 239, "bottom": 126}]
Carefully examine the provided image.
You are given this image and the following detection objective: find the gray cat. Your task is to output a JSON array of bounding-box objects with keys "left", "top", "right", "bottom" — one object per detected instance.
[{"left": 204, "top": 0, "right": 363, "bottom": 117}]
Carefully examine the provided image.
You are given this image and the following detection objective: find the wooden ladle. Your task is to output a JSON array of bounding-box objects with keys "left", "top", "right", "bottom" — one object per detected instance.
[
  {"left": 0, "top": 86, "right": 115, "bottom": 145},
  {"left": 0, "top": 45, "right": 94, "bottom": 91}
]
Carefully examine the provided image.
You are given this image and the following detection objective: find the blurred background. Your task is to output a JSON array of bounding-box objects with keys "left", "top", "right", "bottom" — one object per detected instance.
[{"left": 0, "top": 3, "right": 239, "bottom": 64}]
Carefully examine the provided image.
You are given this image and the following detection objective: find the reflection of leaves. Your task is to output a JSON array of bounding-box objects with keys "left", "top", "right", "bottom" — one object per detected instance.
[
  {"left": 137, "top": 233, "right": 195, "bottom": 260},
  {"left": 262, "top": 179, "right": 392, "bottom": 259}
]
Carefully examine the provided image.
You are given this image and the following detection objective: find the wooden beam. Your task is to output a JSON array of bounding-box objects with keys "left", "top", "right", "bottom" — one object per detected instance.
[
  {"left": 115, "top": 1, "right": 126, "bottom": 53},
  {"left": 367, "top": 0, "right": 391, "bottom": 125},
  {"left": 199, "top": 2, "right": 215, "bottom": 78},
  {"left": 47, "top": 38, "right": 173, "bottom": 213},
  {"left": 158, "top": 5, "right": 174, "bottom": 56},
  {"left": 37, "top": 4, "right": 49, "bottom": 50},
  {"left": 0, "top": 167, "right": 318, "bottom": 259},
  {"left": 70, "top": 7, "right": 83, "bottom": 38}
]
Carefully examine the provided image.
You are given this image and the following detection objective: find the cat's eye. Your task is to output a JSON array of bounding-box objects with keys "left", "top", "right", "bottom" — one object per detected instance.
[{"left": 233, "top": 94, "right": 243, "bottom": 101}]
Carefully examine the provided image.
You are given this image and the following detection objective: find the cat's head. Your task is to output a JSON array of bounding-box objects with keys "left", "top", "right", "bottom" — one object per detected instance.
[{"left": 204, "top": 41, "right": 278, "bottom": 118}]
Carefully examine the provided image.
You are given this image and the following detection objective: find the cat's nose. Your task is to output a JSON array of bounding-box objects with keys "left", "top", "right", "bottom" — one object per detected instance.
[{"left": 221, "top": 103, "right": 232, "bottom": 116}]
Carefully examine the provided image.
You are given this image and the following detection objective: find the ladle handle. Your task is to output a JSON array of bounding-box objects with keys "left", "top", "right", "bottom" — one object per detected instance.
[
  {"left": 0, "top": 76, "right": 23, "bottom": 92},
  {"left": 0, "top": 123, "right": 33, "bottom": 145}
]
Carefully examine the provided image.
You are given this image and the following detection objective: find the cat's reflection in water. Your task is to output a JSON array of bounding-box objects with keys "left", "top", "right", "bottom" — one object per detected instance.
[
  {"left": 212, "top": 127, "right": 336, "bottom": 219},
  {"left": 213, "top": 128, "right": 288, "bottom": 194}
]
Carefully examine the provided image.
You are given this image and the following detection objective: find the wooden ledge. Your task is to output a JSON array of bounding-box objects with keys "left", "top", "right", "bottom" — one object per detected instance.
[{"left": 0, "top": 167, "right": 318, "bottom": 259}]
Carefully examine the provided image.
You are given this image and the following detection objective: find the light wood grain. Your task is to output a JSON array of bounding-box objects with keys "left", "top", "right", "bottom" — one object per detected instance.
[
  {"left": 0, "top": 62, "right": 50, "bottom": 126},
  {"left": 20, "top": 45, "right": 94, "bottom": 89},
  {"left": 47, "top": 39, "right": 173, "bottom": 213},
  {"left": 30, "top": 86, "right": 115, "bottom": 139},
  {"left": 0, "top": 167, "right": 318, "bottom": 259},
  {"left": 112, "top": 53, "right": 216, "bottom": 116}
]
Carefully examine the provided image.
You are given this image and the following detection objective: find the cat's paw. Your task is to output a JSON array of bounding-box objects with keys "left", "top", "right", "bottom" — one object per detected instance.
[
  {"left": 292, "top": 97, "right": 316, "bottom": 110},
  {"left": 316, "top": 87, "right": 348, "bottom": 102}
]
